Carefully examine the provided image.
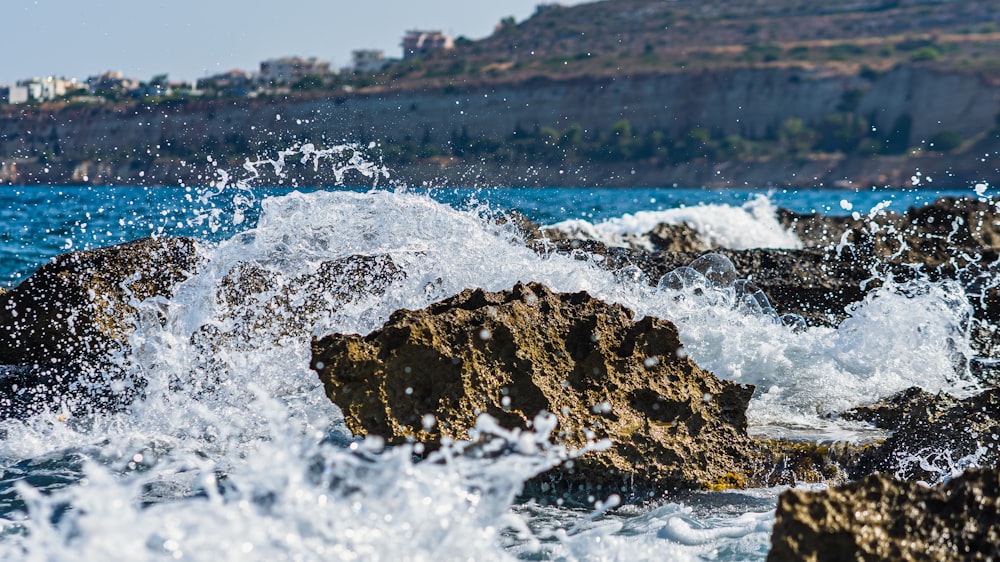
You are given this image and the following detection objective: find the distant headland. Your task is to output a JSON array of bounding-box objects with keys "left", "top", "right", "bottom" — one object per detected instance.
[{"left": 3, "top": 0, "right": 1000, "bottom": 189}]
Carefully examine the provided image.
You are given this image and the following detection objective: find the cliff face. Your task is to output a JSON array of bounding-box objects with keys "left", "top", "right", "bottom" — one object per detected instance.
[{"left": 2, "top": 65, "right": 996, "bottom": 168}]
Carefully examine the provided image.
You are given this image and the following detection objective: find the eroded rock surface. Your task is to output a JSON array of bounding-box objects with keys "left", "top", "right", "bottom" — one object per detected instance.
[
  {"left": 312, "top": 281, "right": 758, "bottom": 491},
  {"left": 768, "top": 468, "right": 1000, "bottom": 562}
]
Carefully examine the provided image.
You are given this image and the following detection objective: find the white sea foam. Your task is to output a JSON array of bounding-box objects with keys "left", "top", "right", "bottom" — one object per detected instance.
[{"left": 546, "top": 194, "right": 803, "bottom": 250}]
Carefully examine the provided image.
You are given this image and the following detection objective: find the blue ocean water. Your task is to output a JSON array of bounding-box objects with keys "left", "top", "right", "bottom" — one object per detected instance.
[{"left": 0, "top": 184, "right": 977, "bottom": 286}]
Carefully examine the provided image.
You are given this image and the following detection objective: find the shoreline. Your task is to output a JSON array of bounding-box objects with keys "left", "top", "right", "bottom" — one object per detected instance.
[{"left": 1, "top": 152, "right": 996, "bottom": 190}]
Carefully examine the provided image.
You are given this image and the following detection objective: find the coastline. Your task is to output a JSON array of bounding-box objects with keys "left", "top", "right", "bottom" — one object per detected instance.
[{"left": 1, "top": 151, "right": 995, "bottom": 189}]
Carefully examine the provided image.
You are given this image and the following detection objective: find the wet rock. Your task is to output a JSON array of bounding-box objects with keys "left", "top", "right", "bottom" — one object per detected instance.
[
  {"left": 494, "top": 210, "right": 545, "bottom": 242},
  {"left": 647, "top": 223, "right": 709, "bottom": 253},
  {"left": 311, "top": 281, "right": 759, "bottom": 492},
  {"left": 644, "top": 248, "right": 878, "bottom": 327},
  {"left": 849, "top": 388, "right": 1000, "bottom": 482},
  {"left": 215, "top": 254, "right": 403, "bottom": 337},
  {"left": 776, "top": 208, "right": 853, "bottom": 249},
  {"left": 768, "top": 468, "right": 1000, "bottom": 562},
  {"left": 0, "top": 237, "right": 201, "bottom": 365},
  {"left": 779, "top": 196, "right": 1000, "bottom": 270},
  {"left": 840, "top": 386, "right": 959, "bottom": 430},
  {"left": 0, "top": 238, "right": 202, "bottom": 418}
]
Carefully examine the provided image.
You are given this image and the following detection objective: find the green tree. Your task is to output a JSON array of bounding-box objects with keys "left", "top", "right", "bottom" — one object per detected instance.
[
  {"left": 779, "top": 118, "right": 816, "bottom": 156},
  {"left": 910, "top": 46, "right": 942, "bottom": 62},
  {"left": 927, "top": 130, "right": 962, "bottom": 152},
  {"left": 814, "top": 113, "right": 868, "bottom": 153}
]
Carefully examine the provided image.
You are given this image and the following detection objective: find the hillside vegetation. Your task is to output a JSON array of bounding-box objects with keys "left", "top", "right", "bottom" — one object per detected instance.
[{"left": 385, "top": 0, "right": 1000, "bottom": 86}]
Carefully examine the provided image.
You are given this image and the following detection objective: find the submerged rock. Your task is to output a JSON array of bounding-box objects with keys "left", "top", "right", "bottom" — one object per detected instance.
[
  {"left": 768, "top": 468, "right": 1000, "bottom": 562},
  {"left": 0, "top": 237, "right": 201, "bottom": 364},
  {"left": 312, "top": 281, "right": 758, "bottom": 492}
]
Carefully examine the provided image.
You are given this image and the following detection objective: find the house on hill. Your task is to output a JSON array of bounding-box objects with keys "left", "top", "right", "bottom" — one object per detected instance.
[
  {"left": 259, "top": 57, "right": 331, "bottom": 85},
  {"left": 402, "top": 30, "right": 454, "bottom": 59},
  {"left": 352, "top": 50, "right": 391, "bottom": 74}
]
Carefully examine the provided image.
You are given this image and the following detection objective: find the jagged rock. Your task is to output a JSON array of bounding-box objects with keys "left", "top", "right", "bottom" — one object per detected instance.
[
  {"left": 215, "top": 254, "right": 403, "bottom": 338},
  {"left": 779, "top": 197, "right": 1000, "bottom": 269},
  {"left": 640, "top": 248, "right": 879, "bottom": 327},
  {"left": 768, "top": 468, "right": 1000, "bottom": 562},
  {"left": 311, "top": 281, "right": 758, "bottom": 492},
  {"left": 0, "top": 237, "right": 201, "bottom": 365},
  {"left": 534, "top": 197, "right": 1000, "bottom": 331},
  {"left": 0, "top": 238, "right": 202, "bottom": 418},
  {"left": 849, "top": 388, "right": 1000, "bottom": 482}
]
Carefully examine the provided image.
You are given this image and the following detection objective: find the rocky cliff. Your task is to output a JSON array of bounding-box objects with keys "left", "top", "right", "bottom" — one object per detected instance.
[{"left": 2, "top": 65, "right": 998, "bottom": 188}]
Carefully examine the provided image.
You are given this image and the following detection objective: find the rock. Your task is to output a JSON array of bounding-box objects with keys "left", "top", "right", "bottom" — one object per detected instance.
[
  {"left": 311, "top": 281, "right": 759, "bottom": 492},
  {"left": 643, "top": 248, "right": 879, "bottom": 327},
  {"left": 840, "top": 386, "right": 959, "bottom": 430},
  {"left": 538, "top": 221, "right": 708, "bottom": 254},
  {"left": 0, "top": 237, "right": 202, "bottom": 418},
  {"left": 189, "top": 254, "right": 405, "bottom": 381},
  {"left": 778, "top": 197, "right": 1000, "bottom": 270},
  {"left": 0, "top": 237, "right": 201, "bottom": 365},
  {"left": 849, "top": 388, "right": 1000, "bottom": 482},
  {"left": 215, "top": 254, "right": 403, "bottom": 338},
  {"left": 776, "top": 208, "right": 853, "bottom": 249},
  {"left": 647, "top": 223, "right": 709, "bottom": 253},
  {"left": 768, "top": 468, "right": 1000, "bottom": 562}
]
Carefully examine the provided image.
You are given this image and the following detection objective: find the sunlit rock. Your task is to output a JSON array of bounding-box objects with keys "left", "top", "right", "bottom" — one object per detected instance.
[
  {"left": 312, "top": 281, "right": 759, "bottom": 492},
  {"left": 769, "top": 468, "right": 1000, "bottom": 562}
]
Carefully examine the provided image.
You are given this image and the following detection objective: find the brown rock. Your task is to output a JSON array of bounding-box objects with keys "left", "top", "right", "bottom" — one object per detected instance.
[
  {"left": 311, "top": 281, "right": 757, "bottom": 492},
  {"left": 647, "top": 222, "right": 709, "bottom": 253},
  {"left": 189, "top": 254, "right": 405, "bottom": 378},
  {"left": 0, "top": 237, "right": 201, "bottom": 364},
  {"left": 768, "top": 469, "right": 1000, "bottom": 562},
  {"left": 840, "top": 386, "right": 959, "bottom": 430}
]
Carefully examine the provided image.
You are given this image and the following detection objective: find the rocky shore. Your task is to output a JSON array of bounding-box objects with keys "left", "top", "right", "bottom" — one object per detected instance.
[{"left": 2, "top": 195, "right": 1000, "bottom": 555}]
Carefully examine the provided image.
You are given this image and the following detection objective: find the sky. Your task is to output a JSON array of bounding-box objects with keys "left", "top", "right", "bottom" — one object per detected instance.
[{"left": 5, "top": 0, "right": 590, "bottom": 85}]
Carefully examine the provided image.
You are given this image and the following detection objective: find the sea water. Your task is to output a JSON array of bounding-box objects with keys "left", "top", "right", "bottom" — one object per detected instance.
[{"left": 0, "top": 148, "right": 990, "bottom": 560}]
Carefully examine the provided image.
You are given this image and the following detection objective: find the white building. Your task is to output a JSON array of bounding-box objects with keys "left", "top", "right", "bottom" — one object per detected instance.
[
  {"left": 87, "top": 71, "right": 140, "bottom": 95},
  {"left": 7, "top": 76, "right": 79, "bottom": 104},
  {"left": 259, "top": 57, "right": 331, "bottom": 85},
  {"left": 401, "top": 30, "right": 454, "bottom": 59},
  {"left": 352, "top": 50, "right": 390, "bottom": 74}
]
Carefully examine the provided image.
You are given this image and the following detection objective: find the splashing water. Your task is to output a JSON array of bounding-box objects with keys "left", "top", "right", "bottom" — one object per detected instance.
[
  {"left": 546, "top": 194, "right": 803, "bottom": 250},
  {"left": 0, "top": 145, "right": 990, "bottom": 559}
]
